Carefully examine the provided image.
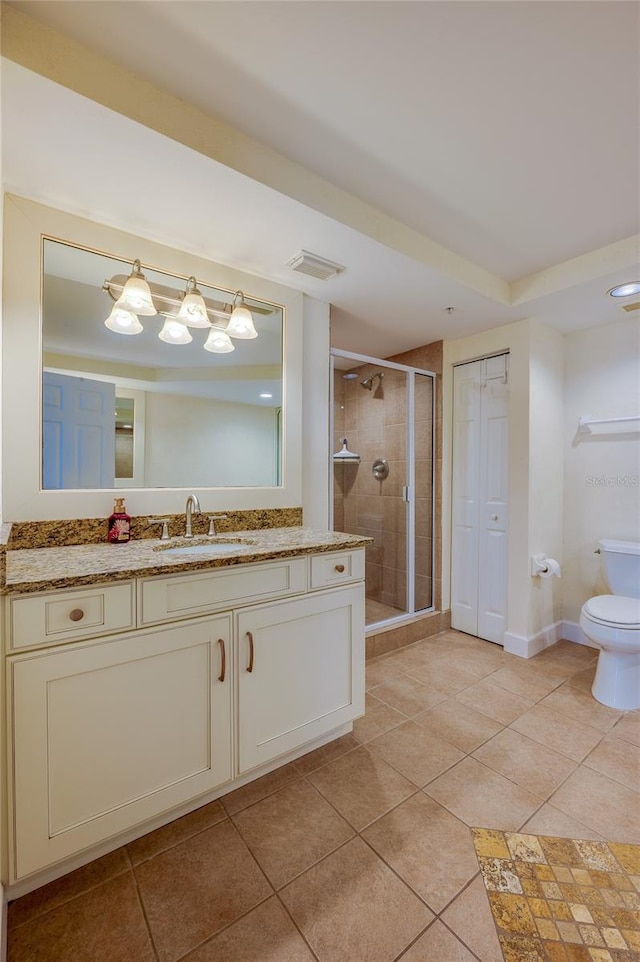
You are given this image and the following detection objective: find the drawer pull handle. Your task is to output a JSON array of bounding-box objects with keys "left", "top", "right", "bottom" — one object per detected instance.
[
  {"left": 247, "top": 631, "right": 254, "bottom": 673},
  {"left": 335, "top": 564, "right": 345, "bottom": 573},
  {"left": 217, "top": 638, "right": 226, "bottom": 683},
  {"left": 69, "top": 608, "right": 85, "bottom": 623}
]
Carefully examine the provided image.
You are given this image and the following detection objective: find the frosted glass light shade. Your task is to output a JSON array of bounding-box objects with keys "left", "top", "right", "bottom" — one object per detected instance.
[
  {"left": 177, "top": 286, "right": 210, "bottom": 327},
  {"left": 104, "top": 307, "right": 143, "bottom": 335},
  {"left": 204, "top": 328, "right": 235, "bottom": 353},
  {"left": 158, "top": 317, "right": 192, "bottom": 344},
  {"left": 115, "top": 274, "right": 157, "bottom": 315},
  {"left": 226, "top": 297, "right": 258, "bottom": 339}
]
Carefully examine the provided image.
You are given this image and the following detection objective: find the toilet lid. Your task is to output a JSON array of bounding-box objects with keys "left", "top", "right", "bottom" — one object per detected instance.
[{"left": 584, "top": 594, "right": 640, "bottom": 628}]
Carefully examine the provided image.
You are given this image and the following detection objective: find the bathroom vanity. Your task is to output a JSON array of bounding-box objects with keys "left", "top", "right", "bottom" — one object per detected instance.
[{"left": 3, "top": 530, "right": 367, "bottom": 887}]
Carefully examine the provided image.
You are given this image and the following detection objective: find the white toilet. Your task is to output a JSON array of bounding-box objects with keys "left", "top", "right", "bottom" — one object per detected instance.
[{"left": 580, "top": 539, "right": 640, "bottom": 710}]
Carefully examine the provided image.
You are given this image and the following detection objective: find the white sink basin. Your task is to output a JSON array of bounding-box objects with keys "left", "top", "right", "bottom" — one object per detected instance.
[{"left": 161, "top": 542, "right": 254, "bottom": 557}]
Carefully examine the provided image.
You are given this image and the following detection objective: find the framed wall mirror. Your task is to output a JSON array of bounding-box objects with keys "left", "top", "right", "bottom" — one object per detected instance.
[
  {"left": 2, "top": 196, "right": 305, "bottom": 521},
  {"left": 42, "top": 239, "right": 283, "bottom": 490}
]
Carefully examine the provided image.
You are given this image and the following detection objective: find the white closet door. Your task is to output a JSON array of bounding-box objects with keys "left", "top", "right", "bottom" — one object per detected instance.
[
  {"left": 451, "top": 361, "right": 482, "bottom": 634},
  {"left": 451, "top": 355, "right": 508, "bottom": 644}
]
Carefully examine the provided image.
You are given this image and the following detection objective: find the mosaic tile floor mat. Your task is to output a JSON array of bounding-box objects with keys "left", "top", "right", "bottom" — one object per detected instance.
[{"left": 471, "top": 829, "right": 640, "bottom": 962}]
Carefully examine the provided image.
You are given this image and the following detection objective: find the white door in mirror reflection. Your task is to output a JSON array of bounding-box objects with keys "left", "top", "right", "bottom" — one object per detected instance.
[{"left": 43, "top": 373, "right": 116, "bottom": 489}]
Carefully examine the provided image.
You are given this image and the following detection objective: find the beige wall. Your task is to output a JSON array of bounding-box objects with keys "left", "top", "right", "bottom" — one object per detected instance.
[
  {"left": 144, "top": 393, "right": 277, "bottom": 488},
  {"left": 562, "top": 316, "right": 640, "bottom": 625}
]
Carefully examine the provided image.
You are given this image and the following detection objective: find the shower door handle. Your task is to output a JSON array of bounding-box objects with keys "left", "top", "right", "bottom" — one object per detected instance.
[{"left": 402, "top": 486, "right": 411, "bottom": 502}]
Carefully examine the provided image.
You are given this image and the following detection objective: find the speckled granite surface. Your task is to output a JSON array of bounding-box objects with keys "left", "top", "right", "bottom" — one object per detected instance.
[
  {"left": 5, "top": 527, "right": 372, "bottom": 594},
  {"left": 7, "top": 508, "right": 303, "bottom": 550}
]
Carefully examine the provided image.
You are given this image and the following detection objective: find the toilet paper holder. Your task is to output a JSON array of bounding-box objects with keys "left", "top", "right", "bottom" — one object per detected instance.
[{"left": 531, "top": 553, "right": 561, "bottom": 578}]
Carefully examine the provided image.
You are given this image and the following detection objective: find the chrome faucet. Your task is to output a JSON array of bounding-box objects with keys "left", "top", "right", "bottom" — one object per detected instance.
[{"left": 184, "top": 494, "right": 201, "bottom": 538}]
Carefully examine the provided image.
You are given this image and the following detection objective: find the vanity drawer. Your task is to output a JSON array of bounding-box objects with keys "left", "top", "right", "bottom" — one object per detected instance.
[
  {"left": 8, "top": 583, "right": 135, "bottom": 651},
  {"left": 309, "top": 549, "right": 365, "bottom": 590},
  {"left": 139, "top": 557, "right": 308, "bottom": 625}
]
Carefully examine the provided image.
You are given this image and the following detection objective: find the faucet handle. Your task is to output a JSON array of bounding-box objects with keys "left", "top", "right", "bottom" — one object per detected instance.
[
  {"left": 147, "top": 518, "right": 170, "bottom": 540},
  {"left": 207, "top": 514, "right": 229, "bottom": 536}
]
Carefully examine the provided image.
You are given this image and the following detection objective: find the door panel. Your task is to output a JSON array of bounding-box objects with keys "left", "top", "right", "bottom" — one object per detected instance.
[
  {"left": 452, "top": 355, "right": 508, "bottom": 643},
  {"left": 42, "top": 371, "right": 115, "bottom": 489}
]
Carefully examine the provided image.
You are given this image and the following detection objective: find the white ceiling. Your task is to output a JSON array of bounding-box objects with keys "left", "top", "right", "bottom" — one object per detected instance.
[{"left": 2, "top": 1, "right": 639, "bottom": 357}]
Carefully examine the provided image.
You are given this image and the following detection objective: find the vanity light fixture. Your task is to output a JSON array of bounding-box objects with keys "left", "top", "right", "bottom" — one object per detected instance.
[
  {"left": 226, "top": 291, "right": 258, "bottom": 339},
  {"left": 158, "top": 316, "right": 193, "bottom": 345},
  {"left": 203, "top": 328, "right": 235, "bottom": 353},
  {"left": 177, "top": 276, "right": 210, "bottom": 327},
  {"left": 113, "top": 260, "right": 158, "bottom": 316},
  {"left": 104, "top": 306, "right": 144, "bottom": 335},
  {"left": 608, "top": 282, "right": 640, "bottom": 298},
  {"left": 103, "top": 265, "right": 260, "bottom": 353}
]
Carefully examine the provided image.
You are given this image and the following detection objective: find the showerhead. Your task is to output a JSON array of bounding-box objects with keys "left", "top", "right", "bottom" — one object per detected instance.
[{"left": 360, "top": 371, "right": 384, "bottom": 391}]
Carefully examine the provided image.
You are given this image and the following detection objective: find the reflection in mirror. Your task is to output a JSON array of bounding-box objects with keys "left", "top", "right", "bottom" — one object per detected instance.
[{"left": 42, "top": 240, "right": 284, "bottom": 490}]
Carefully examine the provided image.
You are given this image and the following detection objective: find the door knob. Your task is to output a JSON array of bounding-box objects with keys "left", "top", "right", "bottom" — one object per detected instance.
[{"left": 491, "top": 514, "right": 498, "bottom": 521}]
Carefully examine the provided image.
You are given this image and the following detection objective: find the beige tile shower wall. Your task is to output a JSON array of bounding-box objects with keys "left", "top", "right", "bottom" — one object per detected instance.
[{"left": 333, "top": 366, "right": 408, "bottom": 611}]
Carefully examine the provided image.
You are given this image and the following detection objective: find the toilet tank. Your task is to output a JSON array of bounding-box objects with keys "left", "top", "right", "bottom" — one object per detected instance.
[{"left": 599, "top": 540, "right": 640, "bottom": 598}]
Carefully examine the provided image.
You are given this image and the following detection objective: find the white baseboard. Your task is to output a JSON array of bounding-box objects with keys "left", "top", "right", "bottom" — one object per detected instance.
[
  {"left": 504, "top": 621, "right": 562, "bottom": 659},
  {"left": 560, "top": 620, "right": 598, "bottom": 648}
]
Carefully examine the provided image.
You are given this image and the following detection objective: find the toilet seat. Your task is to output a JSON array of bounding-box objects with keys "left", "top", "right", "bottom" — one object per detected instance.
[{"left": 582, "top": 594, "right": 640, "bottom": 629}]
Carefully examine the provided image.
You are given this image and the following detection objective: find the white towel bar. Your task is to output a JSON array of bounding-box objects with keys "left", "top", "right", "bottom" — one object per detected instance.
[{"left": 578, "top": 414, "right": 640, "bottom": 434}]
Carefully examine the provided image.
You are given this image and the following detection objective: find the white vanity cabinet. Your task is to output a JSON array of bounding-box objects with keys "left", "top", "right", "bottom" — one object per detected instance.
[
  {"left": 9, "top": 615, "right": 233, "bottom": 880},
  {"left": 5, "top": 549, "right": 365, "bottom": 884},
  {"left": 237, "top": 585, "right": 364, "bottom": 772}
]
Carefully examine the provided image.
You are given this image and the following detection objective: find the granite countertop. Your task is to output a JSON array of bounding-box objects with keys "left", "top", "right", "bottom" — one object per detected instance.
[{"left": 5, "top": 527, "right": 373, "bottom": 594}]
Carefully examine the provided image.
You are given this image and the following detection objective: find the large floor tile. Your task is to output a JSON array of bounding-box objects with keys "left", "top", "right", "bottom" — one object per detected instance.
[
  {"left": 367, "top": 720, "right": 464, "bottom": 787},
  {"left": 415, "top": 698, "right": 503, "bottom": 753},
  {"left": 128, "top": 800, "right": 227, "bottom": 866},
  {"left": 612, "top": 711, "right": 640, "bottom": 747},
  {"left": 352, "top": 693, "right": 406, "bottom": 743},
  {"left": 532, "top": 640, "right": 598, "bottom": 673},
  {"left": 472, "top": 728, "right": 577, "bottom": 798},
  {"left": 583, "top": 732, "right": 640, "bottom": 791},
  {"left": 365, "top": 659, "right": 405, "bottom": 690},
  {"left": 455, "top": 678, "right": 534, "bottom": 725},
  {"left": 441, "top": 876, "right": 504, "bottom": 962},
  {"left": 540, "top": 683, "right": 623, "bottom": 732},
  {"left": 308, "top": 746, "right": 415, "bottom": 830},
  {"left": 520, "top": 803, "right": 605, "bottom": 840},
  {"left": 566, "top": 663, "right": 597, "bottom": 692},
  {"left": 135, "top": 819, "right": 272, "bottom": 962},
  {"left": 549, "top": 766, "right": 640, "bottom": 842},
  {"left": 510, "top": 703, "right": 604, "bottom": 761},
  {"left": 407, "top": 657, "right": 480, "bottom": 695},
  {"left": 489, "top": 664, "right": 565, "bottom": 702},
  {"left": 220, "top": 762, "right": 301, "bottom": 816},
  {"left": 181, "top": 897, "right": 316, "bottom": 962},
  {"left": 232, "top": 779, "right": 354, "bottom": 888},
  {"left": 440, "top": 644, "right": 509, "bottom": 679},
  {"left": 8, "top": 846, "right": 131, "bottom": 929},
  {"left": 362, "top": 793, "right": 479, "bottom": 913},
  {"left": 8, "top": 873, "right": 155, "bottom": 962},
  {"left": 280, "top": 837, "right": 432, "bottom": 962},
  {"left": 424, "top": 757, "right": 544, "bottom": 831},
  {"left": 370, "top": 673, "right": 446, "bottom": 716},
  {"left": 399, "top": 920, "right": 478, "bottom": 961},
  {"left": 294, "top": 732, "right": 359, "bottom": 775}
]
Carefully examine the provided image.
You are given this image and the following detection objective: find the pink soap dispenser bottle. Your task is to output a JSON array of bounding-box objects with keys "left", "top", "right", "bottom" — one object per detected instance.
[{"left": 107, "top": 497, "right": 131, "bottom": 544}]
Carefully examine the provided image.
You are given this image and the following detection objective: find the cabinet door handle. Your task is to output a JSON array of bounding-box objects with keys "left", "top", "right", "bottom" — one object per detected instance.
[
  {"left": 335, "top": 564, "right": 345, "bottom": 573},
  {"left": 69, "top": 608, "right": 85, "bottom": 623},
  {"left": 246, "top": 631, "right": 254, "bottom": 673},
  {"left": 217, "top": 638, "right": 226, "bottom": 683}
]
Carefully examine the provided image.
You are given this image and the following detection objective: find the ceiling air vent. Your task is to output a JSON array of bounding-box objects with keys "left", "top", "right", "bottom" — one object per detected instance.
[
  {"left": 620, "top": 301, "right": 640, "bottom": 313},
  {"left": 286, "top": 250, "right": 345, "bottom": 280}
]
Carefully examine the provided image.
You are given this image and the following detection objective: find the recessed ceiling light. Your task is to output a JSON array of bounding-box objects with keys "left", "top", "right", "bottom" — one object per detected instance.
[
  {"left": 260, "top": 393, "right": 273, "bottom": 398},
  {"left": 608, "top": 282, "right": 640, "bottom": 298}
]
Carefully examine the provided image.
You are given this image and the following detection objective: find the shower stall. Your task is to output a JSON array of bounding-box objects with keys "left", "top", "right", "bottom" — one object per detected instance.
[{"left": 331, "top": 350, "right": 435, "bottom": 628}]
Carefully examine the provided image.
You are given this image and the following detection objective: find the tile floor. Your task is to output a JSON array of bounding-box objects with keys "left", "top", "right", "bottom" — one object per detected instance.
[
  {"left": 7, "top": 631, "right": 640, "bottom": 962},
  {"left": 365, "top": 596, "right": 405, "bottom": 626}
]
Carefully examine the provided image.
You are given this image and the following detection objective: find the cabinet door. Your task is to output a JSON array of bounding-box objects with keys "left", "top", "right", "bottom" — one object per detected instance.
[
  {"left": 9, "top": 616, "right": 232, "bottom": 880},
  {"left": 237, "top": 585, "right": 365, "bottom": 773}
]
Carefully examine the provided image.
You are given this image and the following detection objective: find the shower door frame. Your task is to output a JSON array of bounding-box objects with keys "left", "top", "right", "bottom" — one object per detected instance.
[{"left": 330, "top": 349, "right": 436, "bottom": 628}]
